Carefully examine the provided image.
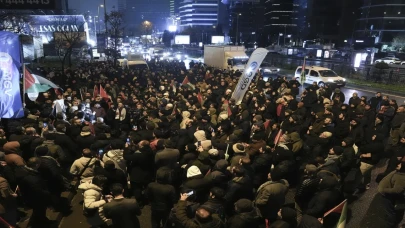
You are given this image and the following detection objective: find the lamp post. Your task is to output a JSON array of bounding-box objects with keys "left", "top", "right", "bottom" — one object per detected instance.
[
  {"left": 98, "top": 4, "right": 104, "bottom": 33},
  {"left": 236, "top": 13, "right": 241, "bottom": 45}
]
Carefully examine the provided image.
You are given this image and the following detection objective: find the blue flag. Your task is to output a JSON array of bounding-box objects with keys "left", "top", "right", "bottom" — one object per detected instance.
[{"left": 0, "top": 32, "right": 24, "bottom": 118}]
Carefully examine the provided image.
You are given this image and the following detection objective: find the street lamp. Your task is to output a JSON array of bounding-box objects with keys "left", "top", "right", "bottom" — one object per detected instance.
[
  {"left": 98, "top": 4, "right": 104, "bottom": 33},
  {"left": 236, "top": 13, "right": 241, "bottom": 45}
]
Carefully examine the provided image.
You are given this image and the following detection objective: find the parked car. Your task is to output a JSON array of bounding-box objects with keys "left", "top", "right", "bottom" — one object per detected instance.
[
  {"left": 294, "top": 66, "right": 346, "bottom": 87},
  {"left": 374, "top": 57, "right": 401, "bottom": 64},
  {"left": 259, "top": 62, "right": 280, "bottom": 75}
]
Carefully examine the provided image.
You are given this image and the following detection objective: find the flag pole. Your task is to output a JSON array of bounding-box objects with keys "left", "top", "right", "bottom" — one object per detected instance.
[{"left": 22, "top": 64, "right": 26, "bottom": 106}]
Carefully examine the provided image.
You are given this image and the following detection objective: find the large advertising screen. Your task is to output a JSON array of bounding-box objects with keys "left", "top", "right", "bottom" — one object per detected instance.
[
  {"left": 1, "top": 15, "right": 87, "bottom": 45},
  {"left": 175, "top": 35, "right": 190, "bottom": 45},
  {"left": 211, "top": 36, "right": 224, "bottom": 44},
  {"left": 0, "top": 0, "right": 56, "bottom": 10}
]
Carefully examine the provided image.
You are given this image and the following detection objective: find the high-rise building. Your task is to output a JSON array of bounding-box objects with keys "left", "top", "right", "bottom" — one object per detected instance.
[
  {"left": 225, "top": 0, "right": 263, "bottom": 45},
  {"left": 355, "top": 0, "right": 405, "bottom": 43},
  {"left": 126, "top": 0, "right": 170, "bottom": 32},
  {"left": 179, "top": 0, "right": 219, "bottom": 28},
  {"left": 118, "top": 0, "right": 126, "bottom": 12},
  {"left": 264, "top": 0, "right": 298, "bottom": 44}
]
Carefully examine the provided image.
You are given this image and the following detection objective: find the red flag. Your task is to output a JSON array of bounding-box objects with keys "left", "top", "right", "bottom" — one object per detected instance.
[
  {"left": 197, "top": 92, "right": 203, "bottom": 105},
  {"left": 93, "top": 85, "right": 99, "bottom": 98},
  {"left": 182, "top": 76, "right": 190, "bottom": 85},
  {"left": 264, "top": 120, "right": 271, "bottom": 130},
  {"left": 227, "top": 105, "right": 232, "bottom": 117},
  {"left": 274, "top": 129, "right": 283, "bottom": 146},
  {"left": 54, "top": 88, "right": 62, "bottom": 96},
  {"left": 120, "top": 91, "right": 127, "bottom": 100},
  {"left": 324, "top": 200, "right": 347, "bottom": 217},
  {"left": 99, "top": 85, "right": 108, "bottom": 100}
]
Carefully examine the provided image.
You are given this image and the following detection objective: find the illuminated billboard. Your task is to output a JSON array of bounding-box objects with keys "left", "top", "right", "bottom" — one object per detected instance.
[
  {"left": 211, "top": 36, "right": 224, "bottom": 44},
  {"left": 175, "top": 35, "right": 190, "bottom": 45},
  {"left": 0, "top": 0, "right": 56, "bottom": 9}
]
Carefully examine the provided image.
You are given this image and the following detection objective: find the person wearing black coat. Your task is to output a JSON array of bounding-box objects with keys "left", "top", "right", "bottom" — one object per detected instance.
[
  {"left": 51, "top": 124, "right": 78, "bottom": 158},
  {"left": 146, "top": 168, "right": 177, "bottom": 228},
  {"left": 182, "top": 166, "right": 212, "bottom": 204},
  {"left": 305, "top": 175, "right": 342, "bottom": 218},
  {"left": 359, "top": 133, "right": 384, "bottom": 189},
  {"left": 340, "top": 137, "right": 356, "bottom": 177},
  {"left": 348, "top": 118, "right": 364, "bottom": 146},
  {"left": 295, "top": 164, "right": 321, "bottom": 211},
  {"left": 334, "top": 112, "right": 350, "bottom": 143},
  {"left": 100, "top": 160, "right": 128, "bottom": 195},
  {"left": 34, "top": 147, "right": 67, "bottom": 211},
  {"left": 15, "top": 158, "right": 52, "bottom": 226},
  {"left": 250, "top": 146, "right": 272, "bottom": 188},
  {"left": 226, "top": 199, "right": 261, "bottom": 228},
  {"left": 75, "top": 126, "right": 96, "bottom": 152},
  {"left": 224, "top": 165, "right": 253, "bottom": 216},
  {"left": 124, "top": 140, "right": 155, "bottom": 206},
  {"left": 201, "top": 187, "right": 226, "bottom": 219}
]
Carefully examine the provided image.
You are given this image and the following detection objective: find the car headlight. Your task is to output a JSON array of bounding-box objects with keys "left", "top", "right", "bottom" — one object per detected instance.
[
  {"left": 328, "top": 79, "right": 334, "bottom": 82},
  {"left": 176, "top": 54, "right": 181, "bottom": 59},
  {"left": 277, "top": 68, "right": 280, "bottom": 71},
  {"left": 343, "top": 78, "right": 346, "bottom": 81}
]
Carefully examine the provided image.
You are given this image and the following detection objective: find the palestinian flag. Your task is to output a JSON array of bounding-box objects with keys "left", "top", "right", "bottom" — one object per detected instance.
[
  {"left": 182, "top": 76, "right": 195, "bottom": 90},
  {"left": 323, "top": 199, "right": 347, "bottom": 228},
  {"left": 25, "top": 68, "right": 59, "bottom": 101}
]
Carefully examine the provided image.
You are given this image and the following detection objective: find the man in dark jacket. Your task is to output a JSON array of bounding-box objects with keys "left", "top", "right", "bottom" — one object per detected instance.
[
  {"left": 226, "top": 199, "right": 261, "bottom": 228},
  {"left": 201, "top": 187, "right": 226, "bottom": 220},
  {"left": 224, "top": 165, "right": 253, "bottom": 216},
  {"left": 182, "top": 166, "right": 212, "bottom": 204},
  {"left": 295, "top": 164, "right": 321, "bottom": 212},
  {"left": 255, "top": 164, "right": 289, "bottom": 222},
  {"left": 124, "top": 140, "right": 155, "bottom": 206},
  {"left": 155, "top": 139, "right": 180, "bottom": 169},
  {"left": 305, "top": 175, "right": 342, "bottom": 218},
  {"left": 75, "top": 126, "right": 96, "bottom": 152},
  {"left": 104, "top": 183, "right": 142, "bottom": 228},
  {"left": 146, "top": 168, "right": 177, "bottom": 228},
  {"left": 35, "top": 147, "right": 67, "bottom": 211},
  {"left": 175, "top": 193, "right": 224, "bottom": 228},
  {"left": 15, "top": 157, "right": 52, "bottom": 226}
]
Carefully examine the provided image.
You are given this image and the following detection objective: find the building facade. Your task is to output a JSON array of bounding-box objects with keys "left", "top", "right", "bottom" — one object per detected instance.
[
  {"left": 179, "top": 0, "right": 219, "bottom": 28},
  {"left": 264, "top": 0, "right": 298, "bottom": 45},
  {"left": 355, "top": 0, "right": 405, "bottom": 43},
  {"left": 226, "top": 0, "right": 263, "bottom": 46}
]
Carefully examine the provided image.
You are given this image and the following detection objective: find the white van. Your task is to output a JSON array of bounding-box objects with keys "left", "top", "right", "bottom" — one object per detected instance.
[
  {"left": 294, "top": 66, "right": 346, "bottom": 87},
  {"left": 117, "top": 59, "right": 149, "bottom": 70}
]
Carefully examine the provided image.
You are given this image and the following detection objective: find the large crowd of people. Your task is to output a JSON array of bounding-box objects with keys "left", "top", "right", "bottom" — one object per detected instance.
[{"left": 0, "top": 58, "right": 405, "bottom": 228}]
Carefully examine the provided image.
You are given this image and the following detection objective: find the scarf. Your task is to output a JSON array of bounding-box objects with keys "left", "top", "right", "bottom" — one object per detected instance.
[{"left": 115, "top": 107, "right": 126, "bottom": 121}]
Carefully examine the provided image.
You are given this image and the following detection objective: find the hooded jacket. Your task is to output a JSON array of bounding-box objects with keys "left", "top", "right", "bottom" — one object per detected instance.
[
  {"left": 255, "top": 179, "right": 289, "bottom": 220},
  {"left": 180, "top": 111, "right": 191, "bottom": 129},
  {"left": 146, "top": 168, "right": 176, "bottom": 211},
  {"left": 226, "top": 200, "right": 261, "bottom": 228},
  {"left": 102, "top": 149, "right": 126, "bottom": 173}
]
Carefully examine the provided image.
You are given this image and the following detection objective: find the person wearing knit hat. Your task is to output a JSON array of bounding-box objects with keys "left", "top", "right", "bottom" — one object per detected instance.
[
  {"left": 186, "top": 165, "right": 202, "bottom": 178},
  {"left": 194, "top": 130, "right": 207, "bottom": 141}
]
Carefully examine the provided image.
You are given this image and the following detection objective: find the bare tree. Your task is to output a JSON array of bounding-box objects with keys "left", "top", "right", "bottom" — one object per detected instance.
[
  {"left": 52, "top": 16, "right": 86, "bottom": 72},
  {"left": 392, "top": 35, "right": 405, "bottom": 52},
  {"left": 106, "top": 11, "right": 125, "bottom": 65},
  {"left": 0, "top": 12, "right": 30, "bottom": 34}
]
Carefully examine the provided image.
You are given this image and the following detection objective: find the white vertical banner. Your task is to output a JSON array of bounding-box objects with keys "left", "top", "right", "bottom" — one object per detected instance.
[{"left": 231, "top": 48, "right": 269, "bottom": 105}]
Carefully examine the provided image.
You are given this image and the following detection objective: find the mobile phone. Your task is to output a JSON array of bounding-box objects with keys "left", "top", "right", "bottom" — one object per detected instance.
[
  {"left": 126, "top": 138, "right": 130, "bottom": 144},
  {"left": 43, "top": 123, "right": 47, "bottom": 128},
  {"left": 186, "top": 191, "right": 194, "bottom": 196},
  {"left": 133, "top": 125, "right": 138, "bottom": 130},
  {"left": 98, "top": 149, "right": 103, "bottom": 155},
  {"left": 211, "top": 128, "right": 215, "bottom": 132}
]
